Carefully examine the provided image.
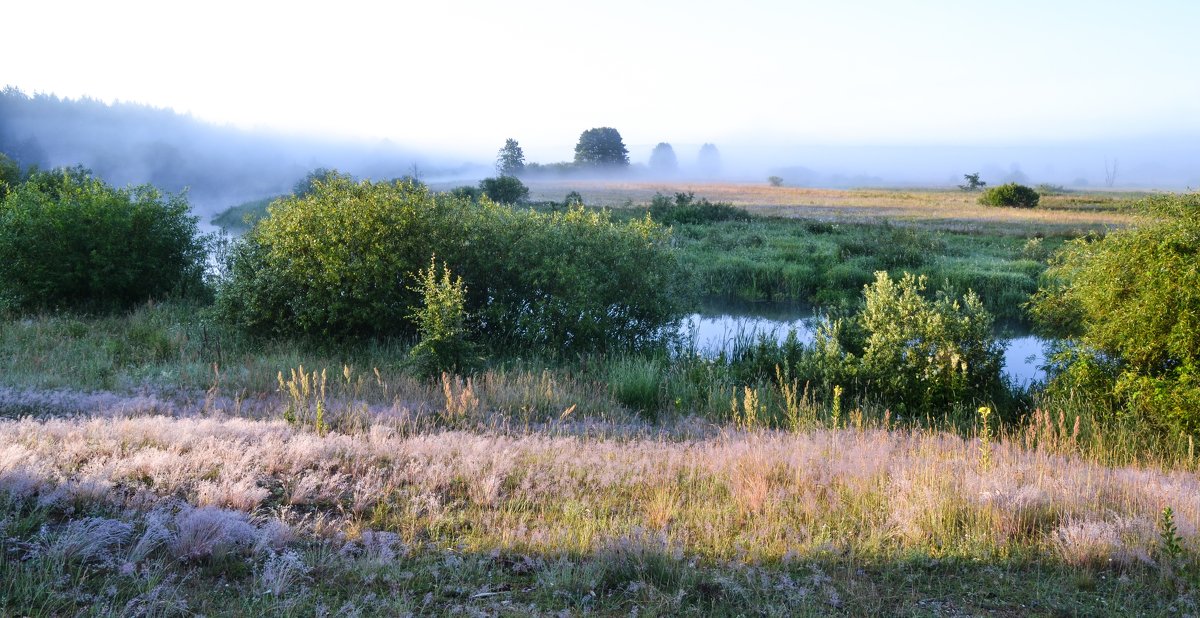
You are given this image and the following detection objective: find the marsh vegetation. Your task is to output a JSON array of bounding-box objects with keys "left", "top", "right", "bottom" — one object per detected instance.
[{"left": 1, "top": 165, "right": 1198, "bottom": 614}]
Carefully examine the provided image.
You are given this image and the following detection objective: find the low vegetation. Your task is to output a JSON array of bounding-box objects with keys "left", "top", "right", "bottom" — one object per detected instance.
[
  {"left": 980, "top": 182, "right": 1041, "bottom": 209},
  {"left": 2, "top": 163, "right": 1198, "bottom": 613}
]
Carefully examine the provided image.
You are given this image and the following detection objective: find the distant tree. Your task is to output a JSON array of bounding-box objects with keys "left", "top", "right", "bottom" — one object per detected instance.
[
  {"left": 648, "top": 143, "right": 678, "bottom": 174},
  {"left": 958, "top": 173, "right": 986, "bottom": 192},
  {"left": 564, "top": 190, "right": 584, "bottom": 206},
  {"left": 479, "top": 176, "right": 529, "bottom": 203},
  {"left": 696, "top": 143, "right": 721, "bottom": 177},
  {"left": 1104, "top": 158, "right": 1119, "bottom": 188},
  {"left": 496, "top": 138, "right": 525, "bottom": 176},
  {"left": 767, "top": 175, "right": 783, "bottom": 187},
  {"left": 574, "top": 128, "right": 629, "bottom": 167},
  {"left": 0, "top": 153, "right": 21, "bottom": 199},
  {"left": 294, "top": 168, "right": 352, "bottom": 196},
  {"left": 449, "top": 185, "right": 482, "bottom": 201}
]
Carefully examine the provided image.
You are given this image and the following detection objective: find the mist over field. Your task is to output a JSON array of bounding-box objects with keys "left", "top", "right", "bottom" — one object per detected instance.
[
  {"left": 5, "top": 86, "right": 1197, "bottom": 219},
  {"left": 0, "top": 88, "right": 487, "bottom": 217}
]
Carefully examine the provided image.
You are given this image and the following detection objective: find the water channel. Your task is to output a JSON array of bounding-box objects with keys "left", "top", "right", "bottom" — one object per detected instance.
[{"left": 679, "top": 301, "right": 1047, "bottom": 386}]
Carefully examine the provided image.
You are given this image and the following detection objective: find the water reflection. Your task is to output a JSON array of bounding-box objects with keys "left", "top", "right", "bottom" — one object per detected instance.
[{"left": 679, "top": 301, "right": 1046, "bottom": 385}]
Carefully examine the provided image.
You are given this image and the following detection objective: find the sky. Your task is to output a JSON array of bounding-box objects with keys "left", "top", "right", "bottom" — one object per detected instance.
[{"left": 4, "top": 0, "right": 1200, "bottom": 175}]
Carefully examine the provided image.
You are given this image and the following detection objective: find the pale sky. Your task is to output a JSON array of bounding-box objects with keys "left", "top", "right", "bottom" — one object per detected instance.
[{"left": 5, "top": 0, "right": 1199, "bottom": 163}]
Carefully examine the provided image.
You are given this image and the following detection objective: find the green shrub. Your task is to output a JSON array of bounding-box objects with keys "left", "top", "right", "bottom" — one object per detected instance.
[
  {"left": 216, "top": 176, "right": 682, "bottom": 354},
  {"left": 478, "top": 176, "right": 529, "bottom": 204},
  {"left": 979, "top": 183, "right": 1039, "bottom": 208},
  {"left": 648, "top": 192, "right": 751, "bottom": 225},
  {"left": 607, "top": 356, "right": 664, "bottom": 416},
  {"left": 1030, "top": 193, "right": 1200, "bottom": 432},
  {"left": 0, "top": 167, "right": 208, "bottom": 312},
  {"left": 806, "top": 272, "right": 1006, "bottom": 415},
  {"left": 407, "top": 257, "right": 475, "bottom": 377},
  {"left": 449, "top": 185, "right": 482, "bottom": 202}
]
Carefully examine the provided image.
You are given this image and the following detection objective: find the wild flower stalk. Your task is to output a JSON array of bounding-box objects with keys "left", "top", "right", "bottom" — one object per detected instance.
[{"left": 978, "top": 405, "right": 993, "bottom": 470}]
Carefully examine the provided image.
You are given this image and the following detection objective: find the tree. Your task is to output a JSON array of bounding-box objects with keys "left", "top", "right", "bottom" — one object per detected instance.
[
  {"left": 1030, "top": 193, "right": 1200, "bottom": 432},
  {"left": 648, "top": 143, "right": 677, "bottom": 174},
  {"left": 696, "top": 143, "right": 721, "bottom": 177},
  {"left": 496, "top": 138, "right": 525, "bottom": 176},
  {"left": 574, "top": 127, "right": 629, "bottom": 167},
  {"left": 767, "top": 176, "right": 783, "bottom": 187},
  {"left": 958, "top": 173, "right": 986, "bottom": 192},
  {"left": 478, "top": 176, "right": 529, "bottom": 204}
]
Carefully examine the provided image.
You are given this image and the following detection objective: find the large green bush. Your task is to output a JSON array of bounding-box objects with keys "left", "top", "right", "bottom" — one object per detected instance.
[
  {"left": 1030, "top": 193, "right": 1200, "bottom": 432},
  {"left": 805, "top": 272, "right": 1006, "bottom": 415},
  {"left": 0, "top": 167, "right": 208, "bottom": 312},
  {"left": 478, "top": 176, "right": 529, "bottom": 204},
  {"left": 216, "top": 176, "right": 682, "bottom": 353},
  {"left": 978, "top": 183, "right": 1039, "bottom": 208}
]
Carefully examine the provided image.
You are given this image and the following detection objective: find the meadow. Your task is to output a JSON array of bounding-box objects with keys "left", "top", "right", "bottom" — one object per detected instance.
[{"left": 2, "top": 177, "right": 1198, "bottom": 615}]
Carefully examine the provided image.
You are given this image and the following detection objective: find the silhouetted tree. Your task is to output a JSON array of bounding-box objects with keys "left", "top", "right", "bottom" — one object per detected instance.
[
  {"left": 496, "top": 138, "right": 525, "bottom": 176},
  {"left": 648, "top": 143, "right": 678, "bottom": 174},
  {"left": 574, "top": 128, "right": 629, "bottom": 167},
  {"left": 696, "top": 143, "right": 721, "bottom": 177}
]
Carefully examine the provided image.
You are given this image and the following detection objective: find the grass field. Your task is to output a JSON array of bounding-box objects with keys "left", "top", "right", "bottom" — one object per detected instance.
[
  {"left": 7, "top": 182, "right": 1195, "bottom": 615},
  {"left": 520, "top": 180, "right": 1143, "bottom": 235}
]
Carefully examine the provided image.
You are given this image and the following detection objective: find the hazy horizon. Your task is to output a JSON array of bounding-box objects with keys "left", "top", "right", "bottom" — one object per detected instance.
[{"left": 4, "top": 0, "right": 1199, "bottom": 189}]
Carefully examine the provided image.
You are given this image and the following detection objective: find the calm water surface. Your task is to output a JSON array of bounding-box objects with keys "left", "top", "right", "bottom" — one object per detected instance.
[{"left": 679, "top": 302, "right": 1047, "bottom": 385}]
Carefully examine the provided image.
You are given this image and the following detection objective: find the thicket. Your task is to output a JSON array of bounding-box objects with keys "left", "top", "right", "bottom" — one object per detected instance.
[
  {"left": 215, "top": 176, "right": 682, "bottom": 354},
  {"left": 0, "top": 167, "right": 208, "bottom": 312},
  {"left": 478, "top": 176, "right": 528, "bottom": 203},
  {"left": 723, "top": 272, "right": 1008, "bottom": 417},
  {"left": 1031, "top": 193, "right": 1200, "bottom": 433},
  {"left": 648, "top": 192, "right": 751, "bottom": 225},
  {"left": 979, "top": 182, "right": 1040, "bottom": 208}
]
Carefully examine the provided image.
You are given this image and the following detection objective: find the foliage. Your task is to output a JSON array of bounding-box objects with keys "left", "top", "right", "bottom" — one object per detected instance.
[
  {"left": 979, "top": 182, "right": 1040, "bottom": 208},
  {"left": 648, "top": 192, "right": 751, "bottom": 225},
  {"left": 495, "top": 138, "right": 525, "bottom": 176},
  {"left": 478, "top": 176, "right": 529, "bottom": 203},
  {"left": 958, "top": 173, "right": 986, "bottom": 192},
  {"left": 0, "top": 166, "right": 208, "bottom": 312},
  {"left": 648, "top": 143, "right": 677, "bottom": 174},
  {"left": 216, "top": 176, "right": 682, "bottom": 353},
  {"left": 1030, "top": 193, "right": 1200, "bottom": 432},
  {"left": 563, "top": 190, "right": 584, "bottom": 207},
  {"left": 448, "top": 185, "right": 482, "bottom": 202},
  {"left": 767, "top": 175, "right": 783, "bottom": 187},
  {"left": 0, "top": 152, "right": 22, "bottom": 199},
  {"left": 408, "top": 257, "right": 475, "bottom": 377},
  {"left": 210, "top": 195, "right": 279, "bottom": 232},
  {"left": 293, "top": 168, "right": 351, "bottom": 197},
  {"left": 574, "top": 127, "right": 629, "bottom": 167},
  {"left": 809, "top": 272, "right": 1006, "bottom": 415}
]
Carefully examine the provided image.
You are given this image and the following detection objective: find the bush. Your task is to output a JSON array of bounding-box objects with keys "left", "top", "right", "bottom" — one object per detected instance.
[
  {"left": 767, "top": 176, "right": 783, "bottom": 187},
  {"left": 1030, "top": 193, "right": 1200, "bottom": 432},
  {"left": 478, "top": 176, "right": 529, "bottom": 204},
  {"left": 807, "top": 272, "right": 1005, "bottom": 415},
  {"left": 979, "top": 183, "right": 1039, "bottom": 208},
  {"left": 648, "top": 192, "right": 751, "bottom": 225},
  {"left": 448, "top": 185, "right": 482, "bottom": 202},
  {"left": 0, "top": 167, "right": 208, "bottom": 312},
  {"left": 216, "top": 176, "right": 682, "bottom": 354}
]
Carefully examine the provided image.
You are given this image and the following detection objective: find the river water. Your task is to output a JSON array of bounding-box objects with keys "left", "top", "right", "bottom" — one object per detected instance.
[{"left": 678, "top": 302, "right": 1047, "bottom": 386}]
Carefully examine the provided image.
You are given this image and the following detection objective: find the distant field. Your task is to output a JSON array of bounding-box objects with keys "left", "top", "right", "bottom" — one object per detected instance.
[{"left": 521, "top": 180, "right": 1145, "bottom": 235}]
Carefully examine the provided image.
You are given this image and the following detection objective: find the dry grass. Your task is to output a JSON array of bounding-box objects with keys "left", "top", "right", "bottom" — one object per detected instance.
[
  {"left": 524, "top": 180, "right": 1143, "bottom": 233},
  {"left": 2, "top": 412, "right": 1194, "bottom": 566}
]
